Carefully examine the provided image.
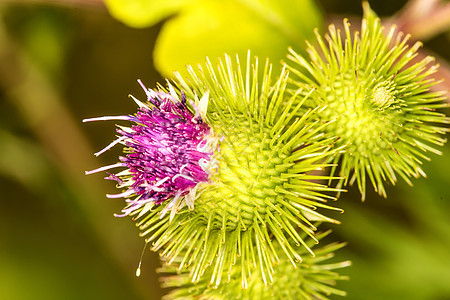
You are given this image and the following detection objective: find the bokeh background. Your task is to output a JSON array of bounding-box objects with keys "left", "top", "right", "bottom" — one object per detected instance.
[{"left": 0, "top": 0, "right": 449, "bottom": 299}]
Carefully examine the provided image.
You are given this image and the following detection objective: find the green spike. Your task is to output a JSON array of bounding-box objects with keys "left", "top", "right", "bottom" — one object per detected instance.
[{"left": 159, "top": 231, "right": 350, "bottom": 300}]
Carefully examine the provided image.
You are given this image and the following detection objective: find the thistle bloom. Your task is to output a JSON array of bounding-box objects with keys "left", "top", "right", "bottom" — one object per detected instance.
[
  {"left": 287, "top": 3, "right": 449, "bottom": 200},
  {"left": 86, "top": 53, "right": 344, "bottom": 290},
  {"left": 84, "top": 82, "right": 218, "bottom": 219}
]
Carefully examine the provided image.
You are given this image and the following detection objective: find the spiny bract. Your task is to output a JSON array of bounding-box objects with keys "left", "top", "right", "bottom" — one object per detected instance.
[
  {"left": 286, "top": 3, "right": 449, "bottom": 200},
  {"left": 87, "top": 53, "right": 345, "bottom": 289},
  {"left": 159, "top": 231, "right": 351, "bottom": 300}
]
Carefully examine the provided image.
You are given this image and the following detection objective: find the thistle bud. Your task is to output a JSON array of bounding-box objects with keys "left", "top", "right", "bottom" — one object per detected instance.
[{"left": 287, "top": 3, "right": 449, "bottom": 200}]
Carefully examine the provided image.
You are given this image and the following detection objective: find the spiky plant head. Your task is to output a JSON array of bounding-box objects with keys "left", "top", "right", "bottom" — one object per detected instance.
[
  {"left": 286, "top": 2, "right": 449, "bottom": 200},
  {"left": 160, "top": 230, "right": 350, "bottom": 300},
  {"left": 85, "top": 53, "right": 344, "bottom": 288}
]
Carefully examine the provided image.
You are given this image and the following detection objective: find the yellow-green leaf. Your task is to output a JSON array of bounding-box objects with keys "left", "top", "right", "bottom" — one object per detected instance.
[
  {"left": 104, "top": 0, "right": 190, "bottom": 28},
  {"left": 153, "top": 0, "right": 322, "bottom": 77}
]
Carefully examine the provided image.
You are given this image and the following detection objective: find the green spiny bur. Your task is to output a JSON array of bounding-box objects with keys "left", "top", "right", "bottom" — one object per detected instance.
[
  {"left": 286, "top": 2, "right": 449, "bottom": 200},
  {"left": 133, "top": 53, "right": 344, "bottom": 288},
  {"left": 159, "top": 230, "right": 350, "bottom": 300}
]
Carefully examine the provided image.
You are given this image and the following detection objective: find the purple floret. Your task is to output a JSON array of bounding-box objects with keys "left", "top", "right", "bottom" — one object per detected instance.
[{"left": 85, "top": 85, "right": 215, "bottom": 217}]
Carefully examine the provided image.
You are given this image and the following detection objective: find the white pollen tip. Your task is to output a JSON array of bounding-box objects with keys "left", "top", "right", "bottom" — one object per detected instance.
[
  {"left": 106, "top": 189, "right": 135, "bottom": 199},
  {"left": 85, "top": 162, "right": 126, "bottom": 175},
  {"left": 167, "top": 82, "right": 180, "bottom": 101},
  {"left": 198, "top": 91, "right": 210, "bottom": 118},
  {"left": 129, "top": 94, "right": 146, "bottom": 108},
  {"left": 83, "top": 116, "right": 132, "bottom": 122},
  {"left": 94, "top": 136, "right": 127, "bottom": 157},
  {"left": 137, "top": 79, "right": 147, "bottom": 92}
]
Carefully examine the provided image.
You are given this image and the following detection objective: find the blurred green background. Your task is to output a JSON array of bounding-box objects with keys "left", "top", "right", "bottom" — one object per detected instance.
[{"left": 0, "top": 0, "right": 449, "bottom": 299}]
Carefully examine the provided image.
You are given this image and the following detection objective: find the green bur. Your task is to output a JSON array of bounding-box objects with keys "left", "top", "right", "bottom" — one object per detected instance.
[
  {"left": 133, "top": 53, "right": 345, "bottom": 290},
  {"left": 160, "top": 231, "right": 350, "bottom": 299},
  {"left": 287, "top": 3, "right": 449, "bottom": 200}
]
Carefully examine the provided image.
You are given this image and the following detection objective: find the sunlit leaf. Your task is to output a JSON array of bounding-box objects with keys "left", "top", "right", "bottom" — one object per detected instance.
[
  {"left": 104, "top": 0, "right": 191, "bottom": 28},
  {"left": 154, "top": 0, "right": 322, "bottom": 77}
]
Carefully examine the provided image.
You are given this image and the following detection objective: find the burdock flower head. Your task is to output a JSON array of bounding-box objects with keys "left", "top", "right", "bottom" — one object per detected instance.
[
  {"left": 85, "top": 53, "right": 344, "bottom": 290},
  {"left": 286, "top": 3, "right": 449, "bottom": 200},
  {"left": 84, "top": 82, "right": 218, "bottom": 219}
]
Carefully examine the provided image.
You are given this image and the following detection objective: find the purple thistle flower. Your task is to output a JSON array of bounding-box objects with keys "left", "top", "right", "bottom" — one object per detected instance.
[
  {"left": 85, "top": 54, "right": 345, "bottom": 289},
  {"left": 84, "top": 80, "right": 218, "bottom": 220}
]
